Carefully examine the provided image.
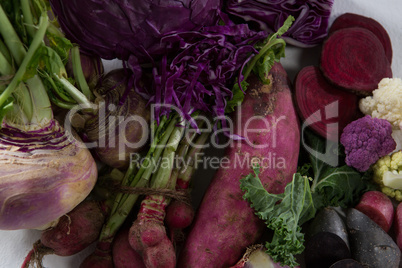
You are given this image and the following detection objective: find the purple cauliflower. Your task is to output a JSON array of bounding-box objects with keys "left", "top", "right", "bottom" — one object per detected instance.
[{"left": 340, "top": 115, "right": 396, "bottom": 172}]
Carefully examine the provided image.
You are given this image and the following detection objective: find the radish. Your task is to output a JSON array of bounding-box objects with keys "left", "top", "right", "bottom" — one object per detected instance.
[
  {"left": 80, "top": 239, "right": 114, "bottom": 268},
  {"left": 294, "top": 65, "right": 360, "bottom": 141},
  {"left": 128, "top": 123, "right": 186, "bottom": 268},
  {"left": 328, "top": 13, "right": 393, "bottom": 64},
  {"left": 177, "top": 62, "right": 300, "bottom": 267},
  {"left": 355, "top": 190, "right": 394, "bottom": 232},
  {"left": 165, "top": 131, "right": 209, "bottom": 242},
  {"left": 394, "top": 202, "right": 402, "bottom": 251},
  {"left": 112, "top": 227, "right": 145, "bottom": 268},
  {"left": 320, "top": 27, "right": 392, "bottom": 94}
]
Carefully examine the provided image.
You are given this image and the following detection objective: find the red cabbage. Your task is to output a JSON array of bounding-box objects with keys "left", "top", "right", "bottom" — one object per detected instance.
[
  {"left": 225, "top": 0, "right": 334, "bottom": 47},
  {"left": 128, "top": 17, "right": 267, "bottom": 126},
  {"left": 49, "top": 0, "right": 222, "bottom": 62}
]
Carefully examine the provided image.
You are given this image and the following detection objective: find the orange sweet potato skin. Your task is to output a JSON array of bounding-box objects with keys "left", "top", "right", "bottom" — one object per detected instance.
[{"left": 177, "top": 62, "right": 300, "bottom": 267}]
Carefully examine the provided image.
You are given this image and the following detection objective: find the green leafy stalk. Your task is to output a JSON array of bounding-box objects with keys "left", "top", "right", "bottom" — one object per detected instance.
[
  {"left": 225, "top": 15, "right": 294, "bottom": 113},
  {"left": 240, "top": 130, "right": 375, "bottom": 267},
  {"left": 241, "top": 169, "right": 315, "bottom": 267},
  {"left": 0, "top": 39, "right": 12, "bottom": 65},
  {"left": 0, "top": 12, "right": 49, "bottom": 113},
  {"left": 71, "top": 46, "right": 94, "bottom": 101},
  {"left": 20, "top": 0, "right": 36, "bottom": 38},
  {"left": 0, "top": 4, "right": 27, "bottom": 66},
  {"left": 243, "top": 15, "right": 295, "bottom": 83},
  {"left": 52, "top": 75, "right": 92, "bottom": 107},
  {"left": 99, "top": 115, "right": 180, "bottom": 241},
  {"left": 0, "top": 50, "right": 14, "bottom": 75}
]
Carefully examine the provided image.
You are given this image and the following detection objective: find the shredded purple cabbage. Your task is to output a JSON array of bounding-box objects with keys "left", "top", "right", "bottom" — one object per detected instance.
[
  {"left": 128, "top": 16, "right": 267, "bottom": 128},
  {"left": 225, "top": 0, "right": 334, "bottom": 47}
]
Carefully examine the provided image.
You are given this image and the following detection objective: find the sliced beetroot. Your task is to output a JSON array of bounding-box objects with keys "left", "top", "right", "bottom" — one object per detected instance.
[
  {"left": 329, "top": 13, "right": 393, "bottom": 64},
  {"left": 320, "top": 27, "right": 392, "bottom": 94},
  {"left": 355, "top": 191, "right": 394, "bottom": 233},
  {"left": 294, "top": 65, "right": 360, "bottom": 141}
]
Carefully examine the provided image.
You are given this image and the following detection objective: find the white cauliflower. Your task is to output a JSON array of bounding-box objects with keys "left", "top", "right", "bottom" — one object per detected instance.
[{"left": 359, "top": 77, "right": 402, "bottom": 130}]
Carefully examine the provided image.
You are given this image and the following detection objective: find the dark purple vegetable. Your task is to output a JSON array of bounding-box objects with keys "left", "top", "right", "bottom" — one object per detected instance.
[
  {"left": 304, "top": 207, "right": 351, "bottom": 268},
  {"left": 225, "top": 0, "right": 334, "bottom": 47},
  {"left": 49, "top": 0, "right": 222, "bottom": 62},
  {"left": 320, "top": 27, "right": 392, "bottom": 94},
  {"left": 329, "top": 13, "right": 393, "bottom": 64},
  {"left": 329, "top": 259, "right": 365, "bottom": 268},
  {"left": 346, "top": 208, "right": 401, "bottom": 268}
]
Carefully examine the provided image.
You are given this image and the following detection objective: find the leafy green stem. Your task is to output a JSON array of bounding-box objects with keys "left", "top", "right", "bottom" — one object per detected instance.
[
  {"left": 0, "top": 12, "right": 48, "bottom": 110},
  {"left": 71, "top": 46, "right": 94, "bottom": 101}
]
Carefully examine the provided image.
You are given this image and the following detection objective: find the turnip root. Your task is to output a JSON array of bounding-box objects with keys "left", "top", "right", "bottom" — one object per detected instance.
[
  {"left": 0, "top": 120, "right": 98, "bottom": 230},
  {"left": 112, "top": 227, "right": 145, "bottom": 268},
  {"left": 80, "top": 68, "right": 150, "bottom": 169},
  {"left": 177, "top": 62, "right": 300, "bottom": 267},
  {"left": 355, "top": 190, "right": 394, "bottom": 232}
]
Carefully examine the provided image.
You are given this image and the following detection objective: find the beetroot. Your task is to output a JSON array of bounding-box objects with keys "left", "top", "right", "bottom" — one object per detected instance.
[
  {"left": 294, "top": 65, "right": 360, "bottom": 141},
  {"left": 320, "top": 27, "right": 392, "bottom": 94},
  {"left": 165, "top": 200, "right": 194, "bottom": 230},
  {"left": 40, "top": 200, "right": 107, "bottom": 256},
  {"left": 329, "top": 13, "right": 393, "bottom": 64},
  {"left": 112, "top": 227, "right": 145, "bottom": 268},
  {"left": 21, "top": 200, "right": 108, "bottom": 268},
  {"left": 355, "top": 191, "right": 394, "bottom": 232},
  {"left": 80, "top": 239, "right": 114, "bottom": 268},
  {"left": 128, "top": 196, "right": 176, "bottom": 268}
]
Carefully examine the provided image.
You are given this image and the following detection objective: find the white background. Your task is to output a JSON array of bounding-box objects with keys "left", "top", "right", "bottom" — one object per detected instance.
[{"left": 1, "top": 1, "right": 402, "bottom": 267}]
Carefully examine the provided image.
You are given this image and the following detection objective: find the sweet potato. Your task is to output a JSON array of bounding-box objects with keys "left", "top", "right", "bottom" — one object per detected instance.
[
  {"left": 355, "top": 190, "right": 394, "bottom": 232},
  {"left": 177, "top": 62, "right": 300, "bottom": 267}
]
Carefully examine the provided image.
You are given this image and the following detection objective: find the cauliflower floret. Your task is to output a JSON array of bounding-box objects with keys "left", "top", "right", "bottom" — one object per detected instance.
[
  {"left": 359, "top": 77, "right": 402, "bottom": 129},
  {"left": 372, "top": 150, "right": 402, "bottom": 201}
]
